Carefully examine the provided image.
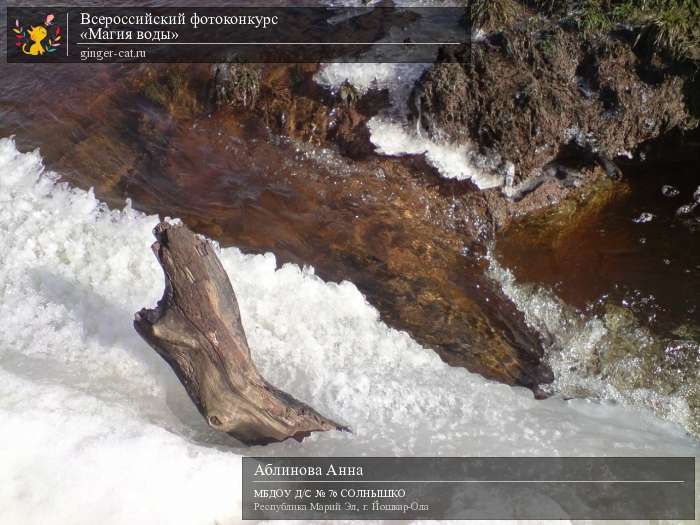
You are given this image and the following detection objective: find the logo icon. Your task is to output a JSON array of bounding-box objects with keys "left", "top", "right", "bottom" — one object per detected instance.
[{"left": 13, "top": 14, "right": 61, "bottom": 56}]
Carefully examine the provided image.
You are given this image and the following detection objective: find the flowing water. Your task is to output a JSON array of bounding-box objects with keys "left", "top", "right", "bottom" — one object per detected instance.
[
  {"left": 1, "top": 3, "right": 699, "bottom": 524},
  {"left": 494, "top": 139, "right": 700, "bottom": 435}
]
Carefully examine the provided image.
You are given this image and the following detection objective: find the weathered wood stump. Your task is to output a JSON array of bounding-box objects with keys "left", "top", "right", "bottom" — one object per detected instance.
[{"left": 134, "top": 221, "right": 348, "bottom": 445}]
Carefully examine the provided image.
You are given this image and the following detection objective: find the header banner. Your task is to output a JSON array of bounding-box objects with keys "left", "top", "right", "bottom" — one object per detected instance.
[{"left": 6, "top": 6, "right": 470, "bottom": 63}]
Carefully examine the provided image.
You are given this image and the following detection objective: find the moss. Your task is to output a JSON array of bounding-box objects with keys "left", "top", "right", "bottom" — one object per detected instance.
[
  {"left": 537, "top": 28, "right": 560, "bottom": 57},
  {"left": 533, "top": 0, "right": 570, "bottom": 14},
  {"left": 473, "top": 0, "right": 699, "bottom": 58}
]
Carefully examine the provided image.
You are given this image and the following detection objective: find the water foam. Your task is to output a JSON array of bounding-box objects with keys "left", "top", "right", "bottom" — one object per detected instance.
[
  {"left": 0, "top": 137, "right": 698, "bottom": 525},
  {"left": 487, "top": 254, "right": 699, "bottom": 437},
  {"left": 367, "top": 117, "right": 504, "bottom": 188}
]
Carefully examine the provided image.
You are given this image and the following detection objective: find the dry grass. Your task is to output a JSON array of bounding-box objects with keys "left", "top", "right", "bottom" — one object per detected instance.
[
  {"left": 526, "top": 0, "right": 700, "bottom": 58},
  {"left": 471, "top": 0, "right": 519, "bottom": 31}
]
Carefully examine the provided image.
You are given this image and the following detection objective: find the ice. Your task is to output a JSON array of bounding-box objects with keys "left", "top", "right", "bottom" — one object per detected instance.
[
  {"left": 315, "top": 62, "right": 428, "bottom": 111},
  {"left": 661, "top": 184, "right": 680, "bottom": 198},
  {"left": 0, "top": 136, "right": 698, "bottom": 525},
  {"left": 314, "top": 63, "right": 417, "bottom": 97}
]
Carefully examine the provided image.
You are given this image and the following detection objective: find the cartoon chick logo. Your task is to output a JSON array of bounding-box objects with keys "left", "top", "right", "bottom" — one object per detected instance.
[{"left": 13, "top": 14, "right": 62, "bottom": 56}]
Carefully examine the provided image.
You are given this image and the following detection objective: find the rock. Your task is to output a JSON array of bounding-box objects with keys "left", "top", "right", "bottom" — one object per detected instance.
[
  {"left": 209, "top": 63, "right": 261, "bottom": 110},
  {"left": 14, "top": 62, "right": 554, "bottom": 392},
  {"left": 339, "top": 79, "right": 359, "bottom": 108}
]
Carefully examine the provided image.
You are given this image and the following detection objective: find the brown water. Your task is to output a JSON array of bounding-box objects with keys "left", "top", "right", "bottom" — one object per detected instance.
[
  {"left": 497, "top": 139, "right": 700, "bottom": 332},
  {"left": 1, "top": 18, "right": 698, "bottom": 415},
  {"left": 494, "top": 135, "right": 700, "bottom": 435},
  {"left": 0, "top": 58, "right": 554, "bottom": 388}
]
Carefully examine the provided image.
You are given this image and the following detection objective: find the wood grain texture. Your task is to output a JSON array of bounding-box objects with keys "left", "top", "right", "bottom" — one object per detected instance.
[{"left": 134, "top": 221, "right": 348, "bottom": 445}]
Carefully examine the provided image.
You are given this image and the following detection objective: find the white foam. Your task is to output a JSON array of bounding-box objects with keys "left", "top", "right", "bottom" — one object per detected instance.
[
  {"left": 368, "top": 117, "right": 504, "bottom": 188},
  {"left": 0, "top": 136, "right": 698, "bottom": 525}
]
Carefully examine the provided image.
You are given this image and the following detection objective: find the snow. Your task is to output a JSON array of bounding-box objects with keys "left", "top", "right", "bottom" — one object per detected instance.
[{"left": 0, "top": 136, "right": 698, "bottom": 525}]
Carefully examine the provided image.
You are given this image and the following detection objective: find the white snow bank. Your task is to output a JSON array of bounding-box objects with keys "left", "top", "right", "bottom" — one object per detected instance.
[{"left": 0, "top": 136, "right": 698, "bottom": 525}]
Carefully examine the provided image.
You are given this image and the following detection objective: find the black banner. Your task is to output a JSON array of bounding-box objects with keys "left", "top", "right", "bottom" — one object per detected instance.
[
  {"left": 242, "top": 457, "right": 696, "bottom": 520},
  {"left": 6, "top": 6, "right": 470, "bottom": 63}
]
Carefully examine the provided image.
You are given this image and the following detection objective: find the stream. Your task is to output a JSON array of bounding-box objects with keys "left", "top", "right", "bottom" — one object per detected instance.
[{"left": 0, "top": 5, "right": 699, "bottom": 523}]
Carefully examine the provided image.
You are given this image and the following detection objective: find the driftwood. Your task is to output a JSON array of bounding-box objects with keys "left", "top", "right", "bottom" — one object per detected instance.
[{"left": 134, "top": 221, "right": 348, "bottom": 445}]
